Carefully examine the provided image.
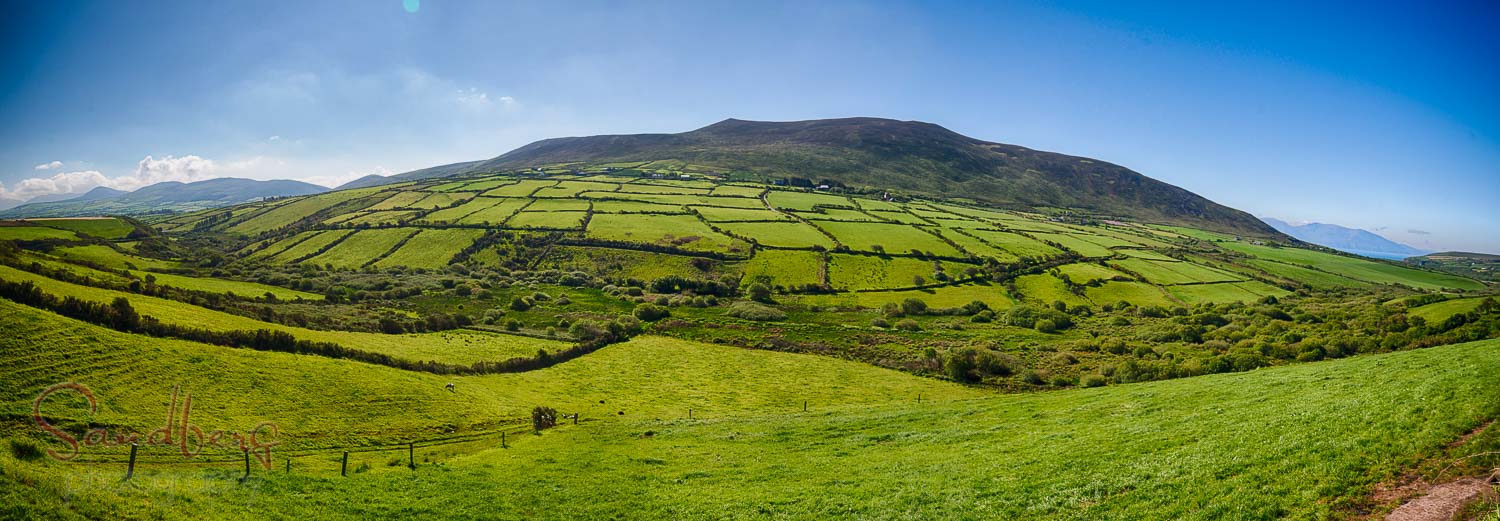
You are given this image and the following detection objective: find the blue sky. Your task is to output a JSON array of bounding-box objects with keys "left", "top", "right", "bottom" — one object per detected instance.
[{"left": 2, "top": 0, "right": 1496, "bottom": 252}]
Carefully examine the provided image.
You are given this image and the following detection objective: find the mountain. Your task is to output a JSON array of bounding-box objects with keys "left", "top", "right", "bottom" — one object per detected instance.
[
  {"left": 336, "top": 173, "right": 398, "bottom": 190},
  {"left": 0, "top": 177, "right": 326, "bottom": 218},
  {"left": 380, "top": 117, "right": 1278, "bottom": 235},
  {"left": 1261, "top": 217, "right": 1429, "bottom": 260}
]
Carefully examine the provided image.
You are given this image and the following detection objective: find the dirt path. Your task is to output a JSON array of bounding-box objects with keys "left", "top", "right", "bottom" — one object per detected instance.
[{"left": 1384, "top": 475, "right": 1496, "bottom": 521}]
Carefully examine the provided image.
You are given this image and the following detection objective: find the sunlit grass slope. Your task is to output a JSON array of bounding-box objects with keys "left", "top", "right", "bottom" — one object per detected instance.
[{"left": 2, "top": 323, "right": 1494, "bottom": 519}]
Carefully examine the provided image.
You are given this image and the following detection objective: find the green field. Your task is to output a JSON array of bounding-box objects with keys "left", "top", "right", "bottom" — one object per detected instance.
[
  {"left": 963, "top": 229, "right": 1065, "bottom": 259},
  {"left": 455, "top": 198, "right": 532, "bottom": 225},
  {"left": 1014, "top": 273, "right": 1091, "bottom": 307},
  {"left": 326, "top": 210, "right": 419, "bottom": 226},
  {"left": 226, "top": 187, "right": 386, "bottom": 236},
  {"left": 506, "top": 211, "right": 587, "bottom": 229},
  {"left": 304, "top": 228, "right": 417, "bottom": 269},
  {"left": 0, "top": 267, "right": 563, "bottom": 366},
  {"left": 373, "top": 228, "right": 485, "bottom": 269},
  {"left": 586, "top": 214, "right": 748, "bottom": 254},
  {"left": 50, "top": 245, "right": 179, "bottom": 271},
  {"left": 798, "top": 208, "right": 880, "bottom": 222},
  {"left": 707, "top": 185, "right": 765, "bottom": 198},
  {"left": 766, "top": 191, "right": 854, "bottom": 211},
  {"left": 267, "top": 230, "right": 354, "bottom": 263},
  {"left": 523, "top": 198, "right": 591, "bottom": 212},
  {"left": 1085, "top": 280, "right": 1176, "bottom": 307},
  {"left": 827, "top": 254, "right": 941, "bottom": 290},
  {"left": 694, "top": 207, "right": 791, "bottom": 222},
  {"left": 1111, "top": 257, "right": 1242, "bottom": 285},
  {"left": 583, "top": 191, "right": 766, "bottom": 209},
  {"left": 794, "top": 282, "right": 1013, "bottom": 310},
  {"left": 813, "top": 221, "right": 962, "bottom": 256},
  {"left": 939, "top": 229, "right": 1018, "bottom": 261},
  {"left": 1218, "top": 241, "right": 1484, "bottom": 291},
  {"left": 1168, "top": 281, "right": 1288, "bottom": 305},
  {"left": 1054, "top": 261, "right": 1127, "bottom": 284},
  {"left": 482, "top": 179, "right": 556, "bottom": 197},
  {"left": 716, "top": 221, "right": 835, "bottom": 249},
  {"left": 364, "top": 191, "right": 429, "bottom": 211},
  {"left": 590, "top": 200, "right": 689, "bottom": 214},
  {"left": 740, "top": 250, "right": 825, "bottom": 289},
  {"left": 19, "top": 217, "right": 135, "bottom": 239},
  {"left": 0, "top": 223, "right": 79, "bottom": 241},
  {"left": 1409, "top": 296, "right": 1489, "bottom": 324},
  {"left": 4, "top": 306, "right": 1492, "bottom": 519}
]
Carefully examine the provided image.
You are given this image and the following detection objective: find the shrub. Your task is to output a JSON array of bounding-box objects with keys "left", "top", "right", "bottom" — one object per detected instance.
[
  {"left": 747, "top": 283, "right": 773, "bottom": 303},
  {"left": 532, "top": 406, "right": 558, "bottom": 432},
  {"left": 1050, "top": 375, "right": 1075, "bottom": 387},
  {"left": 945, "top": 349, "right": 978, "bottom": 382},
  {"left": 870, "top": 317, "right": 890, "bottom": 328},
  {"left": 505, "top": 319, "right": 521, "bottom": 332},
  {"left": 725, "top": 302, "right": 787, "bottom": 321},
  {"left": 901, "top": 298, "right": 929, "bottom": 316},
  {"left": 895, "top": 318, "right": 921, "bottom": 331},
  {"left": 509, "top": 296, "right": 532, "bottom": 311},
  {"left": 8, "top": 439, "right": 43, "bottom": 462},
  {"left": 1081, "top": 374, "right": 1107, "bottom": 388},
  {"left": 633, "top": 303, "right": 671, "bottom": 322},
  {"left": 1034, "top": 319, "right": 1058, "bottom": 334}
]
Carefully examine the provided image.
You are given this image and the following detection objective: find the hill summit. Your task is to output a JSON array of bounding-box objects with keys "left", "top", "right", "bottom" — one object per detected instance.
[{"left": 384, "top": 117, "right": 1275, "bottom": 235}]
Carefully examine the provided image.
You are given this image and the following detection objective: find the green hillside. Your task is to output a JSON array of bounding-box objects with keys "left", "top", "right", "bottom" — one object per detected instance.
[
  {"left": 378, "top": 118, "right": 1278, "bottom": 236},
  {"left": 1, "top": 300, "right": 1495, "bottom": 518},
  {"left": 0, "top": 169, "right": 1495, "bottom": 519}
]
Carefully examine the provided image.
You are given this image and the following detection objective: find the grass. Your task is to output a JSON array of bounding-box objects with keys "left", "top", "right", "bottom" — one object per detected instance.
[
  {"left": 373, "top": 229, "right": 485, "bottom": 269},
  {"left": 813, "top": 222, "right": 962, "bottom": 257},
  {"left": 582, "top": 192, "right": 766, "bottom": 209},
  {"left": 827, "top": 254, "right": 939, "bottom": 290},
  {"left": 326, "top": 210, "right": 419, "bottom": 226},
  {"left": 5, "top": 316, "right": 1493, "bottom": 519},
  {"left": 1408, "top": 296, "right": 1490, "bottom": 324},
  {"left": 226, "top": 187, "right": 386, "bottom": 236},
  {"left": 586, "top": 214, "right": 749, "bottom": 254},
  {"left": 740, "top": 250, "right": 824, "bottom": 289},
  {"left": 130, "top": 269, "right": 322, "bottom": 301},
  {"left": 1031, "top": 232, "right": 1116, "bottom": 257},
  {"left": 1111, "top": 258, "right": 1242, "bottom": 285},
  {"left": 717, "top": 221, "right": 835, "bottom": 249},
  {"left": 0, "top": 223, "right": 79, "bottom": 241},
  {"left": 455, "top": 198, "right": 532, "bottom": 226},
  {"left": 1244, "top": 259, "right": 1372, "bottom": 289},
  {"left": 267, "top": 230, "right": 355, "bottom": 263},
  {"left": 964, "top": 229, "right": 1064, "bottom": 259},
  {"left": 364, "top": 191, "right": 429, "bottom": 211},
  {"left": 541, "top": 247, "right": 718, "bottom": 281},
  {"left": 590, "top": 200, "right": 689, "bottom": 214},
  {"left": 409, "top": 192, "right": 475, "bottom": 210},
  {"left": 797, "top": 208, "right": 880, "bottom": 222},
  {"left": 304, "top": 228, "right": 417, "bottom": 269},
  {"left": 867, "top": 210, "right": 929, "bottom": 225},
  {"left": 1218, "top": 241, "right": 1484, "bottom": 291},
  {"left": 1055, "top": 262, "right": 1127, "bottom": 284},
  {"left": 794, "top": 282, "right": 1014, "bottom": 310},
  {"left": 523, "top": 198, "right": 591, "bottom": 211},
  {"left": 505, "top": 211, "right": 587, "bottom": 230},
  {"left": 481, "top": 180, "right": 556, "bottom": 197},
  {"left": 707, "top": 185, "right": 765, "bottom": 198},
  {"left": 533, "top": 181, "right": 620, "bottom": 198},
  {"left": 50, "top": 245, "right": 179, "bottom": 271},
  {"left": 1168, "top": 281, "right": 1289, "bottom": 305},
  {"left": 1085, "top": 281, "right": 1177, "bottom": 308},
  {"left": 0, "top": 267, "right": 566, "bottom": 367},
  {"left": 1014, "top": 273, "right": 1091, "bottom": 307},
  {"left": 694, "top": 207, "right": 791, "bottom": 222},
  {"left": 21, "top": 217, "right": 135, "bottom": 239},
  {"left": 1115, "top": 248, "right": 1177, "bottom": 261},
  {"left": 940, "top": 229, "right": 1018, "bottom": 261},
  {"left": 766, "top": 191, "right": 854, "bottom": 211}
]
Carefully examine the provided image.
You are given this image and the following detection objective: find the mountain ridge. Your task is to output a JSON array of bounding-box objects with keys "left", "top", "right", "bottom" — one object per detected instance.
[
  {"left": 1261, "top": 217, "right": 1429, "bottom": 260},
  {"left": 0, "top": 177, "right": 326, "bottom": 218},
  {"left": 378, "top": 117, "right": 1278, "bottom": 236}
]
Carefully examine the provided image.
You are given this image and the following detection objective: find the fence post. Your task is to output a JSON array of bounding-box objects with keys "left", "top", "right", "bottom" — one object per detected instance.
[
  {"left": 918, "top": 393, "right": 922, "bottom": 404},
  {"left": 573, "top": 413, "right": 578, "bottom": 425},
  {"left": 408, "top": 442, "right": 415, "bottom": 470},
  {"left": 124, "top": 443, "right": 138, "bottom": 481},
  {"left": 341, "top": 451, "right": 348, "bottom": 477},
  {"left": 286, "top": 458, "right": 290, "bottom": 473},
  {"left": 501, "top": 431, "right": 507, "bottom": 449},
  {"left": 803, "top": 400, "right": 807, "bottom": 412},
  {"left": 239, "top": 448, "right": 251, "bottom": 484},
  {"left": 688, "top": 409, "right": 692, "bottom": 419}
]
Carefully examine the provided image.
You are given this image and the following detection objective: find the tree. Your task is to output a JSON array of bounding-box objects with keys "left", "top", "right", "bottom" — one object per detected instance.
[
  {"left": 531, "top": 406, "right": 558, "bottom": 432},
  {"left": 747, "top": 283, "right": 773, "bottom": 303},
  {"left": 633, "top": 303, "right": 670, "bottom": 322}
]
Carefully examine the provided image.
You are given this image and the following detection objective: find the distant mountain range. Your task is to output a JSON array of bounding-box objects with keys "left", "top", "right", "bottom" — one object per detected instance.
[
  {"left": 344, "top": 117, "right": 1279, "bottom": 236},
  {"left": 1260, "top": 217, "right": 1429, "bottom": 260},
  {"left": 0, "top": 178, "right": 326, "bottom": 218}
]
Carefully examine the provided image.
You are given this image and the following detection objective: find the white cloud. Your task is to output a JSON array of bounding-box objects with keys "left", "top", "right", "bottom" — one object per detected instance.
[
  {"left": 268, "top": 135, "right": 282, "bottom": 142},
  {"left": 34, "top": 161, "right": 64, "bottom": 171},
  {"left": 1, "top": 154, "right": 224, "bottom": 205}
]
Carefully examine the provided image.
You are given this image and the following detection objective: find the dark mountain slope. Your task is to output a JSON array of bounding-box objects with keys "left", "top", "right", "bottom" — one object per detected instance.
[{"left": 391, "top": 117, "right": 1276, "bottom": 235}]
